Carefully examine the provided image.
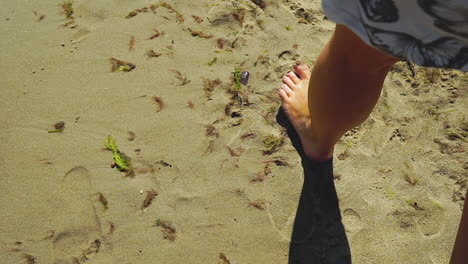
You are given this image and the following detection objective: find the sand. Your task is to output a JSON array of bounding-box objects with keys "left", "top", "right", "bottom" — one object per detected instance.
[{"left": 0, "top": 0, "right": 466, "bottom": 263}]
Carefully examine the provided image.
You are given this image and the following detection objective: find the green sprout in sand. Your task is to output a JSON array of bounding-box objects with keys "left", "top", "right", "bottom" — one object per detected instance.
[
  {"left": 232, "top": 67, "right": 242, "bottom": 91},
  {"left": 105, "top": 135, "right": 132, "bottom": 172},
  {"left": 430, "top": 199, "right": 444, "bottom": 210}
]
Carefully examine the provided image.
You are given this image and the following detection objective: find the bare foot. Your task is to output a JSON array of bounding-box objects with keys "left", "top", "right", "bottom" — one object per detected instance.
[{"left": 278, "top": 63, "right": 333, "bottom": 162}]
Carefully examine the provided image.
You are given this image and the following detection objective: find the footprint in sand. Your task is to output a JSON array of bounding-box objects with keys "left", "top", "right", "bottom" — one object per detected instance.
[
  {"left": 342, "top": 208, "right": 363, "bottom": 234},
  {"left": 70, "top": 28, "right": 91, "bottom": 44},
  {"left": 52, "top": 166, "right": 102, "bottom": 263}
]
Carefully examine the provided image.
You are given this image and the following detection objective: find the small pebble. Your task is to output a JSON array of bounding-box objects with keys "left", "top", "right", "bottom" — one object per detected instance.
[{"left": 240, "top": 71, "right": 249, "bottom": 85}]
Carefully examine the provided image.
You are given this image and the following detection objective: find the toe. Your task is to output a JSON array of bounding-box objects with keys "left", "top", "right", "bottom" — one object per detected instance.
[
  {"left": 287, "top": 71, "right": 301, "bottom": 84},
  {"left": 279, "top": 89, "right": 288, "bottom": 101},
  {"left": 282, "top": 76, "right": 296, "bottom": 89},
  {"left": 293, "top": 62, "right": 311, "bottom": 80},
  {"left": 281, "top": 83, "right": 293, "bottom": 97}
]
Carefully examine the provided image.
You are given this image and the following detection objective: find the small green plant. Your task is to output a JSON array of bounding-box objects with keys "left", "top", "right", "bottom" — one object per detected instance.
[
  {"left": 386, "top": 188, "right": 395, "bottom": 199},
  {"left": 439, "top": 108, "right": 457, "bottom": 114},
  {"left": 263, "top": 134, "right": 283, "bottom": 155},
  {"left": 383, "top": 100, "right": 391, "bottom": 110},
  {"left": 153, "top": 219, "right": 162, "bottom": 226},
  {"left": 232, "top": 67, "right": 242, "bottom": 91},
  {"left": 430, "top": 199, "right": 444, "bottom": 210},
  {"left": 343, "top": 139, "right": 353, "bottom": 148},
  {"left": 405, "top": 199, "right": 423, "bottom": 210},
  {"left": 405, "top": 199, "right": 415, "bottom": 207}
]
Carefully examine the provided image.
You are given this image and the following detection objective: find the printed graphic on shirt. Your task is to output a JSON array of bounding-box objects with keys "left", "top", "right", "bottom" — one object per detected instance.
[
  {"left": 363, "top": 22, "right": 468, "bottom": 69},
  {"left": 418, "top": 0, "right": 468, "bottom": 38},
  {"left": 360, "top": 0, "right": 399, "bottom": 22}
]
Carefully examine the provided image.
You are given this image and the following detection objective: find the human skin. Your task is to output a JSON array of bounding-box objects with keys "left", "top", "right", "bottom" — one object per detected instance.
[
  {"left": 279, "top": 24, "right": 400, "bottom": 161},
  {"left": 279, "top": 24, "right": 466, "bottom": 263}
]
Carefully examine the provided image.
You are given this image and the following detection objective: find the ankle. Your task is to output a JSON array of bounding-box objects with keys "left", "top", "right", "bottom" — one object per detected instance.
[{"left": 304, "top": 140, "right": 334, "bottom": 162}]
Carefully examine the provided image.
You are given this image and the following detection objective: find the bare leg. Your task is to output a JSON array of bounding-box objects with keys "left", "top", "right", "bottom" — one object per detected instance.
[
  {"left": 279, "top": 24, "right": 400, "bottom": 161},
  {"left": 451, "top": 192, "right": 468, "bottom": 263},
  {"left": 280, "top": 24, "right": 466, "bottom": 262},
  {"left": 280, "top": 24, "right": 466, "bottom": 261}
]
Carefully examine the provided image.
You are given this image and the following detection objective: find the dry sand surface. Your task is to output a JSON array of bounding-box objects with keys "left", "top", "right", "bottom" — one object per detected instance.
[{"left": 0, "top": 0, "right": 466, "bottom": 263}]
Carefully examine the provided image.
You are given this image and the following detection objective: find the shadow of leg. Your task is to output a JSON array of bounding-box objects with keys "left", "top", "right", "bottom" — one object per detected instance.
[{"left": 277, "top": 108, "right": 351, "bottom": 264}]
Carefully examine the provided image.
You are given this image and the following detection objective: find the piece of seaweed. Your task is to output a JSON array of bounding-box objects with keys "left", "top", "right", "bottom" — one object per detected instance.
[
  {"left": 192, "top": 15, "right": 203, "bottom": 23},
  {"left": 141, "top": 189, "right": 158, "bottom": 210},
  {"left": 232, "top": 67, "right": 242, "bottom": 91},
  {"left": 48, "top": 121, "right": 65, "bottom": 133},
  {"left": 105, "top": 135, "right": 133, "bottom": 173},
  {"left": 171, "top": 69, "right": 191, "bottom": 85},
  {"left": 128, "top": 35, "right": 135, "bottom": 51},
  {"left": 97, "top": 192, "right": 109, "bottom": 210},
  {"left": 153, "top": 219, "right": 177, "bottom": 240},
  {"left": 146, "top": 49, "right": 162, "bottom": 58},
  {"left": 188, "top": 28, "right": 213, "bottom": 39},
  {"left": 206, "top": 124, "right": 219, "bottom": 138},
  {"left": 249, "top": 199, "right": 268, "bottom": 210},
  {"left": 110, "top": 57, "right": 136, "bottom": 72},
  {"left": 203, "top": 78, "right": 222, "bottom": 99},
  {"left": 219, "top": 253, "right": 231, "bottom": 264},
  {"left": 148, "top": 29, "right": 163, "bottom": 40},
  {"left": 126, "top": 2, "right": 184, "bottom": 23},
  {"left": 152, "top": 96, "right": 165, "bottom": 112},
  {"left": 60, "top": 1, "right": 74, "bottom": 19}
]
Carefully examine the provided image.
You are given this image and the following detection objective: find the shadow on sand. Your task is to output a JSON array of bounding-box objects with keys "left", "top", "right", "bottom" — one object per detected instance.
[{"left": 276, "top": 107, "right": 351, "bottom": 264}]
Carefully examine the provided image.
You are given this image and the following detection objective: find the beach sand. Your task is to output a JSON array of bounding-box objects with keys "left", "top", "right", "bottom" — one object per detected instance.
[{"left": 0, "top": 0, "right": 466, "bottom": 263}]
